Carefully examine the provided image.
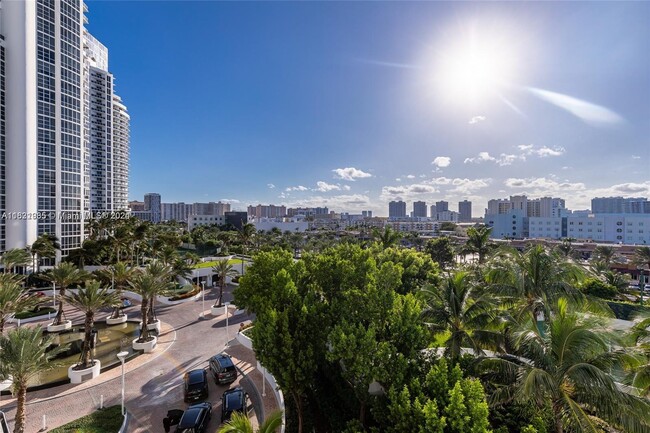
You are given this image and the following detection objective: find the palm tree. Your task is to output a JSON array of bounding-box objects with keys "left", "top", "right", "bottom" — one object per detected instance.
[
  {"left": 63, "top": 280, "right": 119, "bottom": 369},
  {"left": 238, "top": 223, "right": 257, "bottom": 255},
  {"left": 43, "top": 262, "right": 87, "bottom": 326},
  {"left": 0, "top": 326, "right": 61, "bottom": 433},
  {"left": 30, "top": 233, "right": 60, "bottom": 272},
  {"left": 218, "top": 410, "right": 283, "bottom": 433},
  {"left": 99, "top": 262, "right": 134, "bottom": 319},
  {"left": 464, "top": 226, "right": 494, "bottom": 264},
  {"left": 129, "top": 264, "right": 172, "bottom": 342},
  {"left": 485, "top": 245, "right": 585, "bottom": 325},
  {"left": 634, "top": 246, "right": 650, "bottom": 282},
  {"left": 212, "top": 259, "right": 238, "bottom": 307},
  {"left": 1, "top": 248, "right": 32, "bottom": 274},
  {"left": 592, "top": 245, "right": 619, "bottom": 267},
  {"left": 421, "top": 271, "right": 497, "bottom": 363},
  {"left": 143, "top": 261, "right": 173, "bottom": 325},
  {"left": 482, "top": 299, "right": 650, "bottom": 433},
  {"left": 372, "top": 226, "right": 402, "bottom": 249},
  {"left": 0, "top": 274, "right": 39, "bottom": 334}
]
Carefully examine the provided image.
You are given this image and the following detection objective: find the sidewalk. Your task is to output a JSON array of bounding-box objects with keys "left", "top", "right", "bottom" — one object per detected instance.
[{"left": 225, "top": 341, "right": 283, "bottom": 426}]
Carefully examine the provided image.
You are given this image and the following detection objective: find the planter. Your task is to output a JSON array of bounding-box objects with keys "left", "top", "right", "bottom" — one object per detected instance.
[
  {"left": 211, "top": 305, "right": 226, "bottom": 316},
  {"left": 106, "top": 314, "right": 128, "bottom": 325},
  {"left": 68, "top": 360, "right": 101, "bottom": 384},
  {"left": 146, "top": 320, "right": 161, "bottom": 333},
  {"left": 47, "top": 320, "right": 72, "bottom": 333},
  {"left": 132, "top": 336, "right": 157, "bottom": 353},
  {"left": 0, "top": 377, "right": 12, "bottom": 392}
]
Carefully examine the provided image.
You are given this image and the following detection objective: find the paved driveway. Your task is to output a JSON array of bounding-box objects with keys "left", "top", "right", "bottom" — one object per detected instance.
[{"left": 0, "top": 284, "right": 260, "bottom": 433}]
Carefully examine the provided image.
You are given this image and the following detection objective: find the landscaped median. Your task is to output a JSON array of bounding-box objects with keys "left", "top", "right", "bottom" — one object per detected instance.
[{"left": 48, "top": 405, "right": 123, "bottom": 433}]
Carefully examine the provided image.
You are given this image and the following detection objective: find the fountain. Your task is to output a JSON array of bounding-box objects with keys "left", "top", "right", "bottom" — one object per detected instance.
[{"left": 6, "top": 321, "right": 143, "bottom": 391}]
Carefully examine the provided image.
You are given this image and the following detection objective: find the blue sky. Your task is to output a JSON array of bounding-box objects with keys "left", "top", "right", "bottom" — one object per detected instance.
[{"left": 86, "top": 1, "right": 650, "bottom": 216}]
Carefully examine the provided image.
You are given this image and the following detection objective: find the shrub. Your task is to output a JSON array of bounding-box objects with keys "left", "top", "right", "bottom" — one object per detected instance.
[{"left": 168, "top": 285, "right": 201, "bottom": 301}]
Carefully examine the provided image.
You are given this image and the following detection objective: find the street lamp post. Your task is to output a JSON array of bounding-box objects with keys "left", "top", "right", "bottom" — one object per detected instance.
[
  {"left": 200, "top": 281, "right": 205, "bottom": 318},
  {"left": 116, "top": 351, "right": 128, "bottom": 416},
  {"left": 52, "top": 282, "right": 56, "bottom": 308},
  {"left": 224, "top": 302, "right": 231, "bottom": 346}
]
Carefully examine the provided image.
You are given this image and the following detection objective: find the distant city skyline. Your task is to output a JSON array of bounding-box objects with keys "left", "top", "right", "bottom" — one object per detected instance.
[{"left": 86, "top": 1, "right": 649, "bottom": 216}]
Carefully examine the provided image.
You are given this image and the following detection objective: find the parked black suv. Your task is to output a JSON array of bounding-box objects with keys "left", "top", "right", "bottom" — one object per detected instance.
[
  {"left": 183, "top": 369, "right": 209, "bottom": 403},
  {"left": 221, "top": 387, "right": 248, "bottom": 422},
  {"left": 174, "top": 402, "right": 212, "bottom": 433},
  {"left": 209, "top": 353, "right": 237, "bottom": 385}
]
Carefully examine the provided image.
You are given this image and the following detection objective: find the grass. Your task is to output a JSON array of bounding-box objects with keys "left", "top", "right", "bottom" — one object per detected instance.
[
  {"left": 14, "top": 306, "right": 57, "bottom": 320},
  {"left": 49, "top": 405, "right": 123, "bottom": 433},
  {"left": 194, "top": 258, "right": 243, "bottom": 269}
]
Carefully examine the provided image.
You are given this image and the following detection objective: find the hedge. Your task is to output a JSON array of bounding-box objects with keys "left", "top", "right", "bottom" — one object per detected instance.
[{"left": 168, "top": 285, "right": 201, "bottom": 301}]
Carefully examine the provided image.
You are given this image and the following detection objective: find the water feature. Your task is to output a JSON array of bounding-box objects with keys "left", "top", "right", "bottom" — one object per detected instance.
[{"left": 27, "top": 321, "right": 142, "bottom": 389}]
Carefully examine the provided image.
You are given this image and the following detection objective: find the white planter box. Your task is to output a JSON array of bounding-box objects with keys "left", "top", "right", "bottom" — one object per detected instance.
[
  {"left": 106, "top": 314, "right": 128, "bottom": 325},
  {"left": 133, "top": 336, "right": 157, "bottom": 353},
  {"left": 146, "top": 320, "right": 161, "bottom": 333},
  {"left": 211, "top": 305, "right": 226, "bottom": 316},
  {"left": 0, "top": 377, "right": 12, "bottom": 392},
  {"left": 68, "top": 360, "right": 101, "bottom": 384},
  {"left": 47, "top": 320, "right": 72, "bottom": 333}
]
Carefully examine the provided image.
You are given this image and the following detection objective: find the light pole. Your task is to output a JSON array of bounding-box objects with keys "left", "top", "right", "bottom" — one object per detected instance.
[
  {"left": 224, "top": 301, "right": 231, "bottom": 346},
  {"left": 52, "top": 282, "right": 56, "bottom": 308},
  {"left": 200, "top": 281, "right": 205, "bottom": 318},
  {"left": 116, "top": 351, "right": 128, "bottom": 416}
]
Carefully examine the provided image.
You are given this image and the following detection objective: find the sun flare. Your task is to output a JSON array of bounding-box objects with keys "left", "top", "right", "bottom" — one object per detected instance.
[{"left": 437, "top": 37, "right": 517, "bottom": 103}]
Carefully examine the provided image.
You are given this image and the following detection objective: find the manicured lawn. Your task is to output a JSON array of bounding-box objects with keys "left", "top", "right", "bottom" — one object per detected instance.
[
  {"left": 194, "top": 258, "right": 243, "bottom": 269},
  {"left": 14, "top": 306, "right": 57, "bottom": 320},
  {"left": 49, "top": 405, "right": 123, "bottom": 433}
]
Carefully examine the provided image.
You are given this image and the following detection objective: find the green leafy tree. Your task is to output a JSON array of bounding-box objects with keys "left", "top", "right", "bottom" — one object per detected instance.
[
  {"left": 481, "top": 299, "right": 650, "bottom": 433},
  {"left": 592, "top": 246, "right": 619, "bottom": 267},
  {"left": 212, "top": 259, "right": 238, "bottom": 307},
  {"left": 376, "top": 246, "right": 440, "bottom": 294},
  {"left": 129, "top": 264, "right": 172, "bottom": 342},
  {"left": 63, "top": 280, "right": 119, "bottom": 369},
  {"left": 218, "top": 410, "right": 283, "bottom": 433},
  {"left": 581, "top": 277, "right": 618, "bottom": 300},
  {"left": 383, "top": 359, "right": 491, "bottom": 433},
  {"left": 0, "top": 327, "right": 61, "bottom": 433},
  {"left": 426, "top": 237, "right": 455, "bottom": 270}
]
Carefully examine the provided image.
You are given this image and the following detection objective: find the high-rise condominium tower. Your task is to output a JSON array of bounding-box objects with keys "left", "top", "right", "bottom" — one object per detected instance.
[
  {"left": 1, "top": 0, "right": 129, "bottom": 255},
  {"left": 413, "top": 201, "right": 427, "bottom": 218}
]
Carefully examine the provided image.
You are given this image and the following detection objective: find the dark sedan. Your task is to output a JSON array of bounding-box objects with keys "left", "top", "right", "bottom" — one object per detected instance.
[
  {"left": 174, "top": 402, "right": 212, "bottom": 433},
  {"left": 183, "top": 369, "right": 209, "bottom": 403}
]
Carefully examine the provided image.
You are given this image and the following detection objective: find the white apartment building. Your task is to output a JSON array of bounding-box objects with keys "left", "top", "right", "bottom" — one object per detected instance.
[
  {"left": 188, "top": 215, "right": 226, "bottom": 230},
  {"left": 112, "top": 95, "right": 129, "bottom": 210},
  {"left": 528, "top": 214, "right": 650, "bottom": 245},
  {"left": 386, "top": 220, "right": 439, "bottom": 236},
  {"left": 1, "top": 0, "right": 129, "bottom": 254}
]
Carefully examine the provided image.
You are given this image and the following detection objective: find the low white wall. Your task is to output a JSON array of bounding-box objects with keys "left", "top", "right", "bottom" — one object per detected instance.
[
  {"left": 256, "top": 361, "right": 286, "bottom": 433},
  {"left": 235, "top": 329, "right": 254, "bottom": 350}
]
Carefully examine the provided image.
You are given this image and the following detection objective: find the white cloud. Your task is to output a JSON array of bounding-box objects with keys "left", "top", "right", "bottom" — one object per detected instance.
[
  {"left": 285, "top": 185, "right": 308, "bottom": 192},
  {"left": 535, "top": 146, "right": 565, "bottom": 157},
  {"left": 504, "top": 177, "right": 586, "bottom": 195},
  {"left": 464, "top": 152, "right": 522, "bottom": 166},
  {"left": 406, "top": 174, "right": 415, "bottom": 179},
  {"left": 219, "top": 198, "right": 241, "bottom": 204},
  {"left": 465, "top": 144, "right": 564, "bottom": 166},
  {"left": 342, "top": 185, "right": 351, "bottom": 191},
  {"left": 282, "top": 194, "right": 372, "bottom": 212},
  {"left": 380, "top": 184, "right": 438, "bottom": 201},
  {"left": 332, "top": 167, "right": 372, "bottom": 181},
  {"left": 468, "top": 116, "right": 486, "bottom": 125},
  {"left": 448, "top": 178, "right": 492, "bottom": 194},
  {"left": 314, "top": 181, "right": 341, "bottom": 192},
  {"left": 395, "top": 178, "right": 402, "bottom": 182},
  {"left": 432, "top": 156, "right": 451, "bottom": 168},
  {"left": 267, "top": 183, "right": 276, "bottom": 189},
  {"left": 632, "top": 155, "right": 642, "bottom": 159}
]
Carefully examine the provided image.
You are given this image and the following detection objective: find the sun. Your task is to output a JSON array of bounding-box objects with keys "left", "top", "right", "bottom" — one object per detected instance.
[{"left": 437, "top": 37, "right": 517, "bottom": 104}]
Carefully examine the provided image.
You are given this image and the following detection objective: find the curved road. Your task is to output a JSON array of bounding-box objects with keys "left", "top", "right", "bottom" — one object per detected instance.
[{"left": 0, "top": 284, "right": 255, "bottom": 433}]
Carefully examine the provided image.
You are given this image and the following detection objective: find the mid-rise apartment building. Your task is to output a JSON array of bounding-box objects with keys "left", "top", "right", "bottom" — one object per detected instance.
[
  {"left": 458, "top": 200, "right": 472, "bottom": 222},
  {"left": 435, "top": 200, "right": 449, "bottom": 212},
  {"left": 591, "top": 197, "right": 649, "bottom": 214},
  {"left": 247, "top": 204, "right": 286, "bottom": 219},
  {"left": 413, "top": 201, "right": 427, "bottom": 218},
  {"left": 388, "top": 201, "right": 406, "bottom": 218}
]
